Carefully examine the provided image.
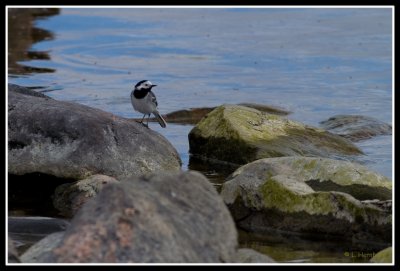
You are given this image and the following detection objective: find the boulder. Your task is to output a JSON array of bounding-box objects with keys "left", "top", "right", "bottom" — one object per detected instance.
[
  {"left": 320, "top": 115, "right": 392, "bottom": 141},
  {"left": 53, "top": 174, "right": 119, "bottom": 217},
  {"left": 36, "top": 171, "right": 238, "bottom": 263},
  {"left": 8, "top": 84, "right": 181, "bottom": 180},
  {"left": 228, "top": 157, "right": 391, "bottom": 201},
  {"left": 221, "top": 159, "right": 392, "bottom": 246},
  {"left": 188, "top": 105, "right": 362, "bottom": 165},
  {"left": 370, "top": 247, "right": 392, "bottom": 263}
]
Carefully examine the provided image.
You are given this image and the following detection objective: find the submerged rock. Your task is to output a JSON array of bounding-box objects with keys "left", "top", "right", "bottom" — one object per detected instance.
[
  {"left": 136, "top": 103, "right": 290, "bottom": 125},
  {"left": 36, "top": 171, "right": 238, "bottom": 263},
  {"left": 370, "top": 247, "right": 392, "bottom": 263},
  {"left": 189, "top": 105, "right": 362, "bottom": 165},
  {"left": 221, "top": 158, "right": 392, "bottom": 246},
  {"left": 320, "top": 115, "right": 392, "bottom": 141},
  {"left": 53, "top": 174, "right": 119, "bottom": 217},
  {"left": 8, "top": 84, "right": 181, "bottom": 180}
]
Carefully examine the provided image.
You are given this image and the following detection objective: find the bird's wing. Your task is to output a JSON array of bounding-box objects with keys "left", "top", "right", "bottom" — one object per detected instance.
[{"left": 149, "top": 90, "right": 158, "bottom": 107}]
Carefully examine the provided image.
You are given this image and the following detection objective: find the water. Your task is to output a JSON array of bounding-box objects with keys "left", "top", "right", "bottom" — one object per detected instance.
[{"left": 7, "top": 7, "right": 393, "bottom": 262}]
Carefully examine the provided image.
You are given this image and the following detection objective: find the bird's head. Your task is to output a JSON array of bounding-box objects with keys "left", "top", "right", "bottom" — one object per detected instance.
[{"left": 135, "top": 80, "right": 157, "bottom": 90}]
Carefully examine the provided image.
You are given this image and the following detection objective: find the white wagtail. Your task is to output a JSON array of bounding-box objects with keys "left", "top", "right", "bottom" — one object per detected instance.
[{"left": 131, "top": 80, "right": 167, "bottom": 128}]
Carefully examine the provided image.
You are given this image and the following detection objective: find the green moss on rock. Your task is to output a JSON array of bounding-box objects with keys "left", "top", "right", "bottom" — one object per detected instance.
[{"left": 189, "top": 105, "right": 362, "bottom": 165}]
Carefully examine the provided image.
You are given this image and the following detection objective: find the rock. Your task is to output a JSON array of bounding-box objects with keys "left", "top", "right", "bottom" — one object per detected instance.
[
  {"left": 228, "top": 157, "right": 391, "bottom": 201},
  {"left": 161, "top": 107, "right": 216, "bottom": 125},
  {"left": 20, "top": 232, "right": 64, "bottom": 263},
  {"left": 320, "top": 115, "right": 392, "bottom": 141},
  {"left": 188, "top": 105, "right": 362, "bottom": 165},
  {"left": 370, "top": 247, "right": 392, "bottom": 263},
  {"left": 8, "top": 216, "right": 70, "bottom": 235},
  {"left": 7, "top": 83, "right": 50, "bottom": 98},
  {"left": 37, "top": 171, "right": 238, "bottom": 263},
  {"left": 52, "top": 174, "right": 118, "bottom": 217},
  {"left": 361, "top": 199, "right": 392, "bottom": 213},
  {"left": 221, "top": 159, "right": 392, "bottom": 246},
  {"left": 8, "top": 237, "right": 21, "bottom": 263},
  {"left": 136, "top": 103, "right": 290, "bottom": 125},
  {"left": 233, "top": 248, "right": 276, "bottom": 263},
  {"left": 8, "top": 216, "right": 70, "bottom": 255},
  {"left": 8, "top": 84, "right": 181, "bottom": 180}
]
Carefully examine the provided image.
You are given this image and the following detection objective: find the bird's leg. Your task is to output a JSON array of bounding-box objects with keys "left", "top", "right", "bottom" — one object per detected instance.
[
  {"left": 139, "top": 114, "right": 146, "bottom": 124},
  {"left": 137, "top": 114, "right": 148, "bottom": 128},
  {"left": 146, "top": 114, "right": 151, "bottom": 126}
]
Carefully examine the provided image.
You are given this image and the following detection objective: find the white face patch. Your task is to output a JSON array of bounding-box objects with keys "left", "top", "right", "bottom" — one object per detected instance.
[{"left": 142, "top": 81, "right": 152, "bottom": 88}]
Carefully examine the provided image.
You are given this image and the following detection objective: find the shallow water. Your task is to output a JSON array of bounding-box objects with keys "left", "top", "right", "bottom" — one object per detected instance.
[{"left": 7, "top": 7, "right": 393, "bottom": 263}]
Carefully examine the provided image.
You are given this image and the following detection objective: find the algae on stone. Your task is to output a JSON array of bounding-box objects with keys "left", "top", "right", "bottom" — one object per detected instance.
[
  {"left": 228, "top": 157, "right": 391, "bottom": 201},
  {"left": 221, "top": 160, "right": 392, "bottom": 245},
  {"left": 189, "top": 105, "right": 362, "bottom": 165}
]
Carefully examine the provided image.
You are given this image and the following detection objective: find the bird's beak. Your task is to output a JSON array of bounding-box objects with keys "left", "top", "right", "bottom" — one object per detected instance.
[{"left": 152, "top": 84, "right": 157, "bottom": 87}]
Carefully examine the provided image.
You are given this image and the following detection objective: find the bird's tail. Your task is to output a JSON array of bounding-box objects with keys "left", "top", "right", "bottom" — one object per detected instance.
[{"left": 154, "top": 111, "right": 167, "bottom": 128}]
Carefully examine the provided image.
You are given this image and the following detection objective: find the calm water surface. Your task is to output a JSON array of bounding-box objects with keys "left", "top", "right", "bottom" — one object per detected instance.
[{"left": 8, "top": 7, "right": 393, "bottom": 263}]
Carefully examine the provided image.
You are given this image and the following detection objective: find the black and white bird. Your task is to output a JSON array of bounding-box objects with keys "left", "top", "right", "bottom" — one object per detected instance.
[{"left": 131, "top": 80, "right": 167, "bottom": 128}]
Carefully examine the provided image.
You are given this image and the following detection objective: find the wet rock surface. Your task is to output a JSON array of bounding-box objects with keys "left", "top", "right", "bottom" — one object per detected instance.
[
  {"left": 33, "top": 171, "right": 238, "bottom": 263},
  {"left": 188, "top": 105, "right": 362, "bottom": 165},
  {"left": 8, "top": 84, "right": 182, "bottom": 180},
  {"left": 221, "top": 158, "right": 392, "bottom": 247},
  {"left": 319, "top": 115, "right": 392, "bottom": 141},
  {"left": 52, "top": 174, "right": 118, "bottom": 217}
]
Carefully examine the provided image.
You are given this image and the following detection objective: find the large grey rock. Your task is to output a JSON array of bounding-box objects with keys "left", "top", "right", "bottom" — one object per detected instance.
[
  {"left": 8, "top": 84, "right": 181, "bottom": 180},
  {"left": 221, "top": 158, "right": 392, "bottom": 246},
  {"left": 189, "top": 105, "right": 362, "bottom": 165},
  {"left": 320, "top": 115, "right": 392, "bottom": 141},
  {"left": 53, "top": 174, "right": 119, "bottom": 217},
  {"left": 36, "top": 171, "right": 238, "bottom": 263}
]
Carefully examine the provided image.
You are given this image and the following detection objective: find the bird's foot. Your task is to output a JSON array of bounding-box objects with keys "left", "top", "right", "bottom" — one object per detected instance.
[{"left": 135, "top": 120, "right": 149, "bottom": 128}]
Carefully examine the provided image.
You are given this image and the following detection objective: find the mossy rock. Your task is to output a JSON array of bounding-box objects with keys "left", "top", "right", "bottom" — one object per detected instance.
[
  {"left": 230, "top": 157, "right": 392, "bottom": 201},
  {"left": 188, "top": 105, "right": 362, "bottom": 165},
  {"left": 370, "top": 247, "right": 392, "bottom": 263},
  {"left": 221, "top": 164, "right": 392, "bottom": 246}
]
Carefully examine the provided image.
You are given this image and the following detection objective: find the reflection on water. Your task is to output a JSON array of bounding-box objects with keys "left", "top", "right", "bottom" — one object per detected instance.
[
  {"left": 238, "top": 229, "right": 386, "bottom": 263},
  {"left": 8, "top": 8, "right": 59, "bottom": 76}
]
